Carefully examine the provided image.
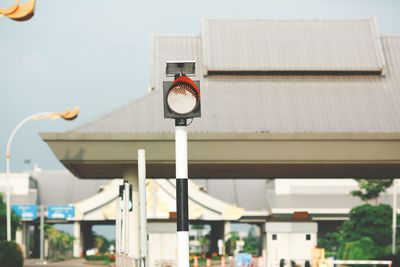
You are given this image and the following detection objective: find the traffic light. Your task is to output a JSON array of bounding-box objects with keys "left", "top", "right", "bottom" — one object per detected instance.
[{"left": 163, "top": 61, "right": 201, "bottom": 121}]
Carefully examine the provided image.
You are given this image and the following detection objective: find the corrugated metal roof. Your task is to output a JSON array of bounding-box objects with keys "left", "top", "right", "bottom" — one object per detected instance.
[
  {"left": 74, "top": 33, "right": 400, "bottom": 133},
  {"left": 202, "top": 18, "right": 385, "bottom": 73}
]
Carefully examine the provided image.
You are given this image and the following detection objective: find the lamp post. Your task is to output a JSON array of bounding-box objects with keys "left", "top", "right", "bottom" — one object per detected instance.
[
  {"left": 163, "top": 61, "right": 200, "bottom": 267},
  {"left": 393, "top": 179, "right": 398, "bottom": 255},
  {"left": 5, "top": 108, "right": 79, "bottom": 241}
]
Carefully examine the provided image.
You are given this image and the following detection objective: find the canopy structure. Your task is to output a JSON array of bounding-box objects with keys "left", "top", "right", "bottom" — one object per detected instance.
[
  {"left": 74, "top": 179, "right": 247, "bottom": 221},
  {"left": 42, "top": 18, "right": 400, "bottom": 180}
]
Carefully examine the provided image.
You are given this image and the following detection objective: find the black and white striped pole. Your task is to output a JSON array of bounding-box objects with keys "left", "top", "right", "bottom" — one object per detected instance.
[{"left": 164, "top": 61, "right": 200, "bottom": 267}]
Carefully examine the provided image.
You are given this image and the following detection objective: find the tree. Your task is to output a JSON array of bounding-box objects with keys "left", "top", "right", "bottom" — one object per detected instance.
[
  {"left": 93, "top": 234, "right": 114, "bottom": 254},
  {"left": 0, "top": 193, "right": 21, "bottom": 241},
  {"left": 243, "top": 226, "right": 261, "bottom": 256},
  {"left": 318, "top": 231, "right": 342, "bottom": 254},
  {"left": 225, "top": 231, "right": 240, "bottom": 256},
  {"left": 319, "top": 180, "right": 398, "bottom": 258},
  {"left": 46, "top": 224, "right": 74, "bottom": 259},
  {"left": 351, "top": 179, "right": 393, "bottom": 204},
  {"left": 341, "top": 204, "right": 392, "bottom": 247}
]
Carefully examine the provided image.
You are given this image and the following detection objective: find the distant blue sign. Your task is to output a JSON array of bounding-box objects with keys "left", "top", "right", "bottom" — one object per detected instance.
[
  {"left": 12, "top": 204, "right": 38, "bottom": 221},
  {"left": 47, "top": 205, "right": 75, "bottom": 220}
]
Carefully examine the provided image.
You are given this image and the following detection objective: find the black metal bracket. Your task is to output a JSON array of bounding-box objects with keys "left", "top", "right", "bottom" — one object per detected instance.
[{"left": 175, "top": 118, "right": 188, "bottom": 126}]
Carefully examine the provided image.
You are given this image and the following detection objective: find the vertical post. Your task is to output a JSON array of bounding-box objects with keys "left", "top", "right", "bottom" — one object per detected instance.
[
  {"left": 73, "top": 221, "right": 82, "bottom": 258},
  {"left": 116, "top": 193, "right": 120, "bottom": 254},
  {"left": 6, "top": 154, "right": 11, "bottom": 241},
  {"left": 40, "top": 205, "right": 44, "bottom": 263},
  {"left": 393, "top": 179, "right": 397, "bottom": 255},
  {"left": 175, "top": 125, "right": 189, "bottom": 267},
  {"left": 116, "top": 185, "right": 124, "bottom": 266},
  {"left": 123, "top": 182, "right": 129, "bottom": 258},
  {"left": 138, "top": 149, "right": 148, "bottom": 267},
  {"left": 124, "top": 167, "right": 140, "bottom": 266}
]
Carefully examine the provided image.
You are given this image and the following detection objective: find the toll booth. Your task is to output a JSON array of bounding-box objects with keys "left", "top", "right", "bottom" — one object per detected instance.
[{"left": 265, "top": 222, "right": 317, "bottom": 267}]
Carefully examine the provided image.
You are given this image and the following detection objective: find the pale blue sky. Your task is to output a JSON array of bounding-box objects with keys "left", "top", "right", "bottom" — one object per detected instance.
[{"left": 1, "top": 0, "right": 400, "bottom": 172}]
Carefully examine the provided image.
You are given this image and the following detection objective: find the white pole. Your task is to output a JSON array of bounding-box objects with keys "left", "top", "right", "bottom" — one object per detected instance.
[
  {"left": 5, "top": 155, "right": 11, "bottom": 241},
  {"left": 117, "top": 184, "right": 125, "bottom": 267},
  {"left": 122, "top": 182, "right": 128, "bottom": 256},
  {"left": 40, "top": 205, "right": 44, "bottom": 264},
  {"left": 138, "top": 149, "right": 148, "bottom": 267},
  {"left": 116, "top": 195, "right": 120, "bottom": 254},
  {"left": 127, "top": 174, "right": 140, "bottom": 264},
  {"left": 393, "top": 179, "right": 397, "bottom": 255},
  {"left": 128, "top": 192, "right": 135, "bottom": 257},
  {"left": 73, "top": 221, "right": 81, "bottom": 258},
  {"left": 116, "top": 186, "right": 122, "bottom": 254},
  {"left": 175, "top": 126, "right": 189, "bottom": 267}
]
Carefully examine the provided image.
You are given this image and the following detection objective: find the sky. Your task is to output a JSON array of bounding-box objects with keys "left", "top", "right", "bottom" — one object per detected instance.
[{"left": 1, "top": 0, "right": 400, "bottom": 173}]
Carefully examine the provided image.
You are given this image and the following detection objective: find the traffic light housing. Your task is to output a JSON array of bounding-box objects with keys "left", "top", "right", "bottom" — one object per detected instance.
[{"left": 163, "top": 76, "right": 201, "bottom": 120}]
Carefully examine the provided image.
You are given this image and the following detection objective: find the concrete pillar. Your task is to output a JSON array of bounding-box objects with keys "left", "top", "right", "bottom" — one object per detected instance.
[
  {"left": 73, "top": 221, "right": 82, "bottom": 257},
  {"left": 15, "top": 226, "right": 24, "bottom": 256},
  {"left": 261, "top": 223, "right": 267, "bottom": 267},
  {"left": 224, "top": 222, "right": 232, "bottom": 256},
  {"left": 124, "top": 166, "right": 140, "bottom": 264},
  {"left": 209, "top": 222, "right": 225, "bottom": 255}
]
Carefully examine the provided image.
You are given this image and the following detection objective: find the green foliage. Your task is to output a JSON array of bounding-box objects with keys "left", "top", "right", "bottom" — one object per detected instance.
[
  {"left": 0, "top": 193, "right": 21, "bottom": 241},
  {"left": 243, "top": 226, "right": 261, "bottom": 256},
  {"left": 85, "top": 254, "right": 113, "bottom": 263},
  {"left": 341, "top": 204, "right": 392, "bottom": 247},
  {"left": 320, "top": 179, "right": 397, "bottom": 260},
  {"left": 318, "top": 232, "right": 342, "bottom": 253},
  {"left": 46, "top": 224, "right": 74, "bottom": 260},
  {"left": 225, "top": 232, "right": 239, "bottom": 256},
  {"left": 0, "top": 241, "right": 24, "bottom": 267},
  {"left": 319, "top": 204, "right": 397, "bottom": 259},
  {"left": 351, "top": 179, "right": 393, "bottom": 203},
  {"left": 338, "top": 237, "right": 378, "bottom": 260},
  {"left": 94, "top": 234, "right": 114, "bottom": 254}
]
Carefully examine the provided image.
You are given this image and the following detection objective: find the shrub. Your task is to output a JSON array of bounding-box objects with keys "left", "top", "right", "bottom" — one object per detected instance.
[
  {"left": 339, "top": 237, "right": 379, "bottom": 260},
  {"left": 0, "top": 241, "right": 24, "bottom": 267}
]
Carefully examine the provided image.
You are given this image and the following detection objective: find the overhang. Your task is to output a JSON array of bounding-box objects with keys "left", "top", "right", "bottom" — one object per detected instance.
[{"left": 40, "top": 132, "right": 400, "bottom": 179}]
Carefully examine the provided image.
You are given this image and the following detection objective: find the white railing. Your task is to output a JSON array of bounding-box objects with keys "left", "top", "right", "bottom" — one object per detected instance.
[{"left": 320, "top": 259, "right": 393, "bottom": 267}]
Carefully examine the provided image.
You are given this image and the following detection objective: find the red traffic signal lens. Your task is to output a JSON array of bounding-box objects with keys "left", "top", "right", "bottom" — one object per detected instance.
[{"left": 167, "top": 76, "right": 200, "bottom": 115}]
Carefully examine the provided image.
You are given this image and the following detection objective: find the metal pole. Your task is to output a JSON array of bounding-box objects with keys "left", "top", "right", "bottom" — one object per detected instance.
[
  {"left": 393, "top": 179, "right": 397, "bottom": 255},
  {"left": 123, "top": 182, "right": 129, "bottom": 256},
  {"left": 40, "top": 205, "right": 44, "bottom": 263},
  {"left": 138, "top": 149, "right": 148, "bottom": 267},
  {"left": 116, "top": 185, "right": 123, "bottom": 253},
  {"left": 5, "top": 155, "right": 11, "bottom": 241},
  {"left": 175, "top": 125, "right": 189, "bottom": 267}
]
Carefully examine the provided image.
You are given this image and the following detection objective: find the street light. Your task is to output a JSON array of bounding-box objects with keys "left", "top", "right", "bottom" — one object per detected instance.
[
  {"left": 0, "top": 0, "right": 36, "bottom": 21},
  {"left": 5, "top": 107, "right": 79, "bottom": 241},
  {"left": 163, "top": 61, "right": 200, "bottom": 267}
]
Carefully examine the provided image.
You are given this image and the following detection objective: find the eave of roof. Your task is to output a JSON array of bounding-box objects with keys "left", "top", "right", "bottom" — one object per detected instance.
[{"left": 41, "top": 131, "right": 400, "bottom": 179}]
